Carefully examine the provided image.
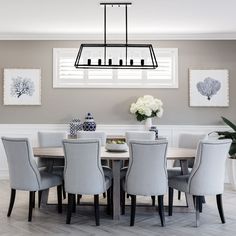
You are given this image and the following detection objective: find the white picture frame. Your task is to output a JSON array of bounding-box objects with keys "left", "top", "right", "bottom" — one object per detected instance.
[
  {"left": 4, "top": 69, "right": 41, "bottom": 105},
  {"left": 189, "top": 69, "right": 229, "bottom": 107}
]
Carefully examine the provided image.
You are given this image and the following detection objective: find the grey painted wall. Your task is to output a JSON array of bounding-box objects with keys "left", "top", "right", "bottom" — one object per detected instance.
[{"left": 0, "top": 40, "right": 235, "bottom": 125}]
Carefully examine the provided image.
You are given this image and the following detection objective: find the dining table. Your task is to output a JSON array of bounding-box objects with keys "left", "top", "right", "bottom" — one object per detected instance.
[{"left": 33, "top": 146, "right": 196, "bottom": 220}]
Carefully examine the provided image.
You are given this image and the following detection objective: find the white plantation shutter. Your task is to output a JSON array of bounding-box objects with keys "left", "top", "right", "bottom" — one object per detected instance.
[
  {"left": 88, "top": 70, "right": 112, "bottom": 80},
  {"left": 117, "top": 69, "right": 142, "bottom": 80},
  {"left": 53, "top": 48, "right": 178, "bottom": 88},
  {"left": 147, "top": 48, "right": 178, "bottom": 87},
  {"left": 53, "top": 48, "right": 84, "bottom": 87}
]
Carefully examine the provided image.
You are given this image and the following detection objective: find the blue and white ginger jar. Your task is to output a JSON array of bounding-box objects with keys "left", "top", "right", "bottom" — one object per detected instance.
[
  {"left": 69, "top": 118, "right": 83, "bottom": 137},
  {"left": 83, "top": 113, "right": 96, "bottom": 131}
]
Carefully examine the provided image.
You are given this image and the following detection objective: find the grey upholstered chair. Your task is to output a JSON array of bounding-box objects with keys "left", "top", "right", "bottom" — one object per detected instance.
[
  {"left": 1, "top": 137, "right": 63, "bottom": 222},
  {"left": 38, "top": 131, "right": 67, "bottom": 172},
  {"left": 125, "top": 131, "right": 156, "bottom": 144},
  {"left": 76, "top": 131, "right": 111, "bottom": 199},
  {"left": 168, "top": 139, "right": 232, "bottom": 227},
  {"left": 168, "top": 133, "right": 206, "bottom": 200},
  {"left": 38, "top": 131, "right": 67, "bottom": 200},
  {"left": 63, "top": 139, "right": 112, "bottom": 226},
  {"left": 122, "top": 131, "right": 156, "bottom": 205},
  {"left": 77, "top": 130, "right": 108, "bottom": 166},
  {"left": 123, "top": 140, "right": 168, "bottom": 227},
  {"left": 77, "top": 131, "right": 107, "bottom": 146}
]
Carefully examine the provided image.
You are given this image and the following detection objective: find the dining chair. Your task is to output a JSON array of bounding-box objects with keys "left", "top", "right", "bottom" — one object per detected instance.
[
  {"left": 125, "top": 131, "right": 156, "bottom": 144},
  {"left": 63, "top": 139, "right": 112, "bottom": 226},
  {"left": 77, "top": 131, "right": 107, "bottom": 146},
  {"left": 38, "top": 131, "right": 67, "bottom": 200},
  {"left": 123, "top": 140, "right": 168, "bottom": 227},
  {"left": 1, "top": 137, "right": 63, "bottom": 222},
  {"left": 123, "top": 131, "right": 156, "bottom": 205},
  {"left": 38, "top": 131, "right": 67, "bottom": 172},
  {"left": 76, "top": 131, "right": 110, "bottom": 200},
  {"left": 168, "top": 133, "right": 206, "bottom": 200},
  {"left": 168, "top": 139, "right": 232, "bottom": 227}
]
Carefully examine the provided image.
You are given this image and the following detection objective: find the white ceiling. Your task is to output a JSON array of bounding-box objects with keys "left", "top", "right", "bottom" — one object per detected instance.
[{"left": 0, "top": 0, "right": 236, "bottom": 39}]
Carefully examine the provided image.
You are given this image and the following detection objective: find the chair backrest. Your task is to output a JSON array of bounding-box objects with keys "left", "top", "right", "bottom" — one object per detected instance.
[
  {"left": 125, "top": 131, "right": 155, "bottom": 145},
  {"left": 1, "top": 137, "right": 41, "bottom": 191},
  {"left": 173, "top": 133, "right": 206, "bottom": 168},
  {"left": 125, "top": 140, "right": 168, "bottom": 196},
  {"left": 188, "top": 139, "right": 232, "bottom": 196},
  {"left": 179, "top": 133, "right": 207, "bottom": 149},
  {"left": 38, "top": 131, "right": 67, "bottom": 147},
  {"left": 77, "top": 131, "right": 107, "bottom": 146},
  {"left": 63, "top": 139, "right": 106, "bottom": 195}
]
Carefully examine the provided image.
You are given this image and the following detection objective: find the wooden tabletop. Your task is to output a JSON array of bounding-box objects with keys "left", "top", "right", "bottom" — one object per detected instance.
[{"left": 33, "top": 146, "right": 196, "bottom": 161}]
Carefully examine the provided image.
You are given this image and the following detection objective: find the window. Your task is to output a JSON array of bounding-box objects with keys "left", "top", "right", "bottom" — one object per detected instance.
[{"left": 53, "top": 48, "right": 178, "bottom": 88}]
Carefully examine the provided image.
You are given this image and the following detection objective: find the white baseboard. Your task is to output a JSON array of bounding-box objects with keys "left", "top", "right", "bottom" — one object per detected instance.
[{"left": 0, "top": 124, "right": 229, "bottom": 181}]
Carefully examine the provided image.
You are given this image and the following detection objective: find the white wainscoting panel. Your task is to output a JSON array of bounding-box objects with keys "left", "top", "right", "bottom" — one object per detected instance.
[{"left": 0, "top": 124, "right": 229, "bottom": 180}]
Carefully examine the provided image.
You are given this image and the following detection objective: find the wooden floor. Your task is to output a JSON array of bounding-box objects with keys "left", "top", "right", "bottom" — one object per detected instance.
[{"left": 0, "top": 180, "right": 236, "bottom": 236}]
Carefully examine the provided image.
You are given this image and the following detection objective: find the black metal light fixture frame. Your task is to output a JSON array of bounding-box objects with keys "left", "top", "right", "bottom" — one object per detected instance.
[{"left": 74, "top": 2, "right": 158, "bottom": 69}]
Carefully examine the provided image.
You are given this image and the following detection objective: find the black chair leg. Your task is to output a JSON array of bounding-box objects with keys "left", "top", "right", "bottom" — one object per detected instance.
[
  {"left": 32, "top": 191, "right": 35, "bottom": 208},
  {"left": 66, "top": 193, "right": 74, "bottom": 224},
  {"left": 72, "top": 194, "right": 76, "bottom": 213},
  {"left": 168, "top": 187, "right": 174, "bottom": 216},
  {"left": 130, "top": 195, "right": 136, "bottom": 226},
  {"left": 195, "top": 196, "right": 200, "bottom": 227},
  {"left": 106, "top": 188, "right": 112, "bottom": 215},
  {"left": 38, "top": 191, "right": 42, "bottom": 208},
  {"left": 77, "top": 194, "right": 82, "bottom": 205},
  {"left": 7, "top": 189, "right": 16, "bottom": 217},
  {"left": 178, "top": 191, "right": 181, "bottom": 200},
  {"left": 121, "top": 189, "right": 125, "bottom": 215},
  {"left": 151, "top": 196, "right": 155, "bottom": 206},
  {"left": 57, "top": 185, "right": 62, "bottom": 213},
  {"left": 62, "top": 180, "right": 66, "bottom": 199},
  {"left": 202, "top": 196, "right": 206, "bottom": 204},
  {"left": 158, "top": 195, "right": 166, "bottom": 227},
  {"left": 28, "top": 191, "right": 35, "bottom": 222},
  {"left": 94, "top": 194, "right": 100, "bottom": 226},
  {"left": 216, "top": 194, "right": 225, "bottom": 224},
  {"left": 199, "top": 196, "right": 203, "bottom": 213}
]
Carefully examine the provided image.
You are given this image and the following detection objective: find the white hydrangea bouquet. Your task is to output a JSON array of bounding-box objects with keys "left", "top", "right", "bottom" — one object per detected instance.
[{"left": 130, "top": 95, "right": 163, "bottom": 122}]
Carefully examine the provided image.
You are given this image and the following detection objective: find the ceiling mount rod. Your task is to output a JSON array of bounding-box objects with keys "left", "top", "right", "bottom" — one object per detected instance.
[
  {"left": 100, "top": 2, "right": 132, "bottom": 6},
  {"left": 125, "top": 4, "right": 128, "bottom": 45},
  {"left": 101, "top": 2, "right": 131, "bottom": 45}
]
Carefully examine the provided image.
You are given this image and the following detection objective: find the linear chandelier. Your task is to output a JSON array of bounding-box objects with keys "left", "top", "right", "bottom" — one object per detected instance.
[{"left": 74, "top": 2, "right": 158, "bottom": 69}]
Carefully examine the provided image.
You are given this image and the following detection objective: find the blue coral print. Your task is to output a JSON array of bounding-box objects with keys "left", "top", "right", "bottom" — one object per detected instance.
[
  {"left": 10, "top": 76, "right": 35, "bottom": 98},
  {"left": 196, "top": 77, "right": 221, "bottom": 100}
]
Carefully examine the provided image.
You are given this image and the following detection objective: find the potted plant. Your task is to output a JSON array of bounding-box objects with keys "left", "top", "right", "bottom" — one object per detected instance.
[
  {"left": 130, "top": 95, "right": 163, "bottom": 130},
  {"left": 216, "top": 117, "right": 236, "bottom": 190}
]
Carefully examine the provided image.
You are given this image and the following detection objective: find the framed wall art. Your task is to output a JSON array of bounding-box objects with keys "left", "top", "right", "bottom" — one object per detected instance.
[
  {"left": 4, "top": 69, "right": 41, "bottom": 105},
  {"left": 189, "top": 69, "right": 229, "bottom": 107}
]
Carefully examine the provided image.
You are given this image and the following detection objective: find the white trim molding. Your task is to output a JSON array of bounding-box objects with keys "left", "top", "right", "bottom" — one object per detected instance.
[
  {"left": 1, "top": 33, "right": 236, "bottom": 41},
  {"left": 0, "top": 123, "right": 229, "bottom": 180}
]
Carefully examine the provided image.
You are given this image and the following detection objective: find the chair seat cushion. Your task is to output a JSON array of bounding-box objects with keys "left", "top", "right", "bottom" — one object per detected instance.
[
  {"left": 167, "top": 167, "right": 192, "bottom": 178},
  {"left": 38, "top": 166, "right": 64, "bottom": 177},
  {"left": 52, "top": 166, "right": 64, "bottom": 177},
  {"left": 102, "top": 166, "right": 113, "bottom": 191},
  {"left": 39, "top": 171, "right": 62, "bottom": 190},
  {"left": 168, "top": 175, "right": 190, "bottom": 193},
  {"left": 102, "top": 166, "right": 113, "bottom": 181},
  {"left": 105, "top": 176, "right": 112, "bottom": 190},
  {"left": 120, "top": 167, "right": 128, "bottom": 179}
]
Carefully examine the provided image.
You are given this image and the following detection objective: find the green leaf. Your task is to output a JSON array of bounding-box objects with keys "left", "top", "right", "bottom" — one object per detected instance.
[
  {"left": 222, "top": 116, "right": 236, "bottom": 131},
  {"left": 136, "top": 112, "right": 146, "bottom": 122},
  {"left": 229, "top": 144, "right": 236, "bottom": 156}
]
